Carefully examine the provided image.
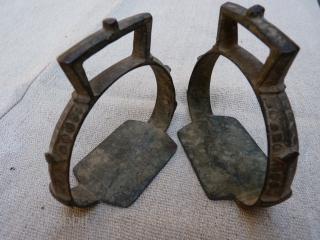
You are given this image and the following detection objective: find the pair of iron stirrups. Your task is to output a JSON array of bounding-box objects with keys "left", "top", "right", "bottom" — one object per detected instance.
[{"left": 46, "top": 2, "right": 299, "bottom": 209}]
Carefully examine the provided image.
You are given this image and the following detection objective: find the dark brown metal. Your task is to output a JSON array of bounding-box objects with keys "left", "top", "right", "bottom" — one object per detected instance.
[
  {"left": 178, "top": 2, "right": 299, "bottom": 208},
  {"left": 45, "top": 13, "right": 177, "bottom": 208}
]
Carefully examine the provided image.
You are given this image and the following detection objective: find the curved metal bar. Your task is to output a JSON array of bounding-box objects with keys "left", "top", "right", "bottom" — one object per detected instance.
[
  {"left": 185, "top": 2, "right": 299, "bottom": 207},
  {"left": 45, "top": 13, "right": 176, "bottom": 207}
]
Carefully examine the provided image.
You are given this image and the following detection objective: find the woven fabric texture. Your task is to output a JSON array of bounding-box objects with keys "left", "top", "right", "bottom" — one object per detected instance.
[{"left": 0, "top": 0, "right": 319, "bottom": 239}]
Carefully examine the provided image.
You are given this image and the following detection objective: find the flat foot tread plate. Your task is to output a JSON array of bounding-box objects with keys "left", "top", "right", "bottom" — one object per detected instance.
[
  {"left": 178, "top": 116, "right": 267, "bottom": 206},
  {"left": 73, "top": 120, "right": 177, "bottom": 207}
]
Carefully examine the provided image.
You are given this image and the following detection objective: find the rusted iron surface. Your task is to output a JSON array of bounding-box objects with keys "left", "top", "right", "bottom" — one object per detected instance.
[
  {"left": 73, "top": 120, "right": 176, "bottom": 208},
  {"left": 178, "top": 2, "right": 299, "bottom": 208},
  {"left": 45, "top": 13, "right": 177, "bottom": 208},
  {"left": 179, "top": 116, "right": 267, "bottom": 206}
]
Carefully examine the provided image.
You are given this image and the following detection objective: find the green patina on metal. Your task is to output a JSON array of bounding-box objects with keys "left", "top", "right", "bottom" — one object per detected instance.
[
  {"left": 73, "top": 120, "right": 176, "bottom": 208},
  {"left": 179, "top": 116, "right": 267, "bottom": 206}
]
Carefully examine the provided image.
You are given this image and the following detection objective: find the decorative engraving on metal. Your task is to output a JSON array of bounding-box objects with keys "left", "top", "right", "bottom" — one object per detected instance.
[
  {"left": 178, "top": 2, "right": 300, "bottom": 208},
  {"left": 45, "top": 13, "right": 177, "bottom": 208}
]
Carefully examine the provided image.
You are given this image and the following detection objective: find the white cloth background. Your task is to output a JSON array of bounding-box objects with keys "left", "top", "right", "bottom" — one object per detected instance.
[{"left": 0, "top": 0, "right": 319, "bottom": 239}]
